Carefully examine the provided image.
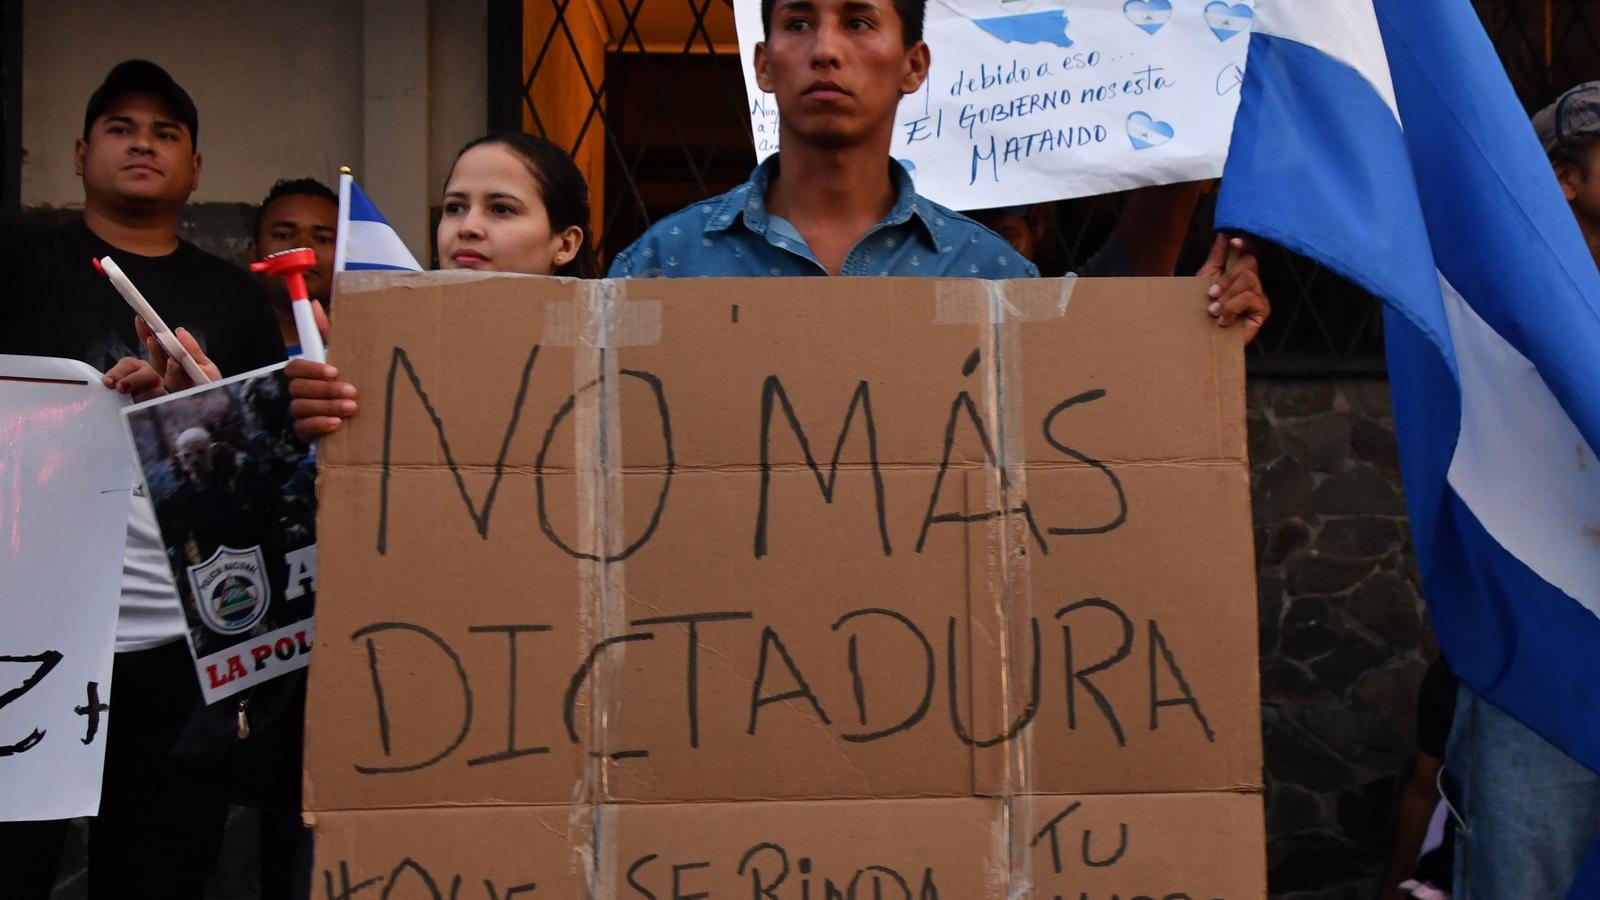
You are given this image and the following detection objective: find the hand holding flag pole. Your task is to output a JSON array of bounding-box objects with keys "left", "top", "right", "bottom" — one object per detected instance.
[
  {"left": 281, "top": 166, "right": 418, "bottom": 442},
  {"left": 1198, "top": 234, "right": 1267, "bottom": 342}
]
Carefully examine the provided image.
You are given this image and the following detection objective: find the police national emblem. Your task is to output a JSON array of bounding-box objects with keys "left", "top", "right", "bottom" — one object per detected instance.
[{"left": 186, "top": 545, "right": 272, "bottom": 635}]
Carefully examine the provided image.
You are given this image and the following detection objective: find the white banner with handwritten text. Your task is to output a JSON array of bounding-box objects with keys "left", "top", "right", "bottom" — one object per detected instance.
[
  {"left": 1, "top": 356, "right": 132, "bottom": 821},
  {"left": 735, "top": 0, "right": 1252, "bottom": 209}
]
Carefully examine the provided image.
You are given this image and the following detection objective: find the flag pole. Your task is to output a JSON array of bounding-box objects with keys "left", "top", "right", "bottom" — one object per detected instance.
[{"left": 332, "top": 166, "right": 354, "bottom": 278}]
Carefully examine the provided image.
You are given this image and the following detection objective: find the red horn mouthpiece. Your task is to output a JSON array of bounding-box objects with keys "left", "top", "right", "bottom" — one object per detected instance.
[{"left": 250, "top": 246, "right": 317, "bottom": 276}]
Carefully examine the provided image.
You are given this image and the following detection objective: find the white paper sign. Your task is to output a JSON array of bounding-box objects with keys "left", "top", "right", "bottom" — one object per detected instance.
[
  {"left": 0, "top": 356, "right": 132, "bottom": 821},
  {"left": 735, "top": 0, "right": 1252, "bottom": 209}
]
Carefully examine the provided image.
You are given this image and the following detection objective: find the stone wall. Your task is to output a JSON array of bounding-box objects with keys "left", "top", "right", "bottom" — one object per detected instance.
[{"left": 1251, "top": 380, "right": 1433, "bottom": 899}]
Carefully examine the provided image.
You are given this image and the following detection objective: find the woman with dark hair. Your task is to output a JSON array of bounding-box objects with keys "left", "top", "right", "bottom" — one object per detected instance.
[
  {"left": 286, "top": 132, "right": 596, "bottom": 437},
  {"left": 438, "top": 132, "right": 598, "bottom": 278}
]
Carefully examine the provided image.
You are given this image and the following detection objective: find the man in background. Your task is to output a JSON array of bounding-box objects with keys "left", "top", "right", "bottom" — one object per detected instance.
[
  {"left": 250, "top": 178, "right": 337, "bottom": 353},
  {"left": 607, "top": 0, "right": 1266, "bottom": 343}
]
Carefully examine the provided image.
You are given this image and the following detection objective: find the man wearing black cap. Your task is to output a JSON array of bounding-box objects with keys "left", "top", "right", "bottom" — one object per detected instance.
[
  {"left": 1537, "top": 81, "right": 1600, "bottom": 267},
  {"left": 3, "top": 59, "right": 282, "bottom": 372},
  {"left": 0, "top": 60, "right": 285, "bottom": 899}
]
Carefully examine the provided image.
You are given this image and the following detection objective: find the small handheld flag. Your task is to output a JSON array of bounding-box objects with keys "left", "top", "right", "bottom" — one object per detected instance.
[{"left": 333, "top": 169, "right": 422, "bottom": 276}]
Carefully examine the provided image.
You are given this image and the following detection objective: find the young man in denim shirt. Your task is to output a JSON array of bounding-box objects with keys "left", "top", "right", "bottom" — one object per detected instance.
[{"left": 609, "top": 0, "right": 1269, "bottom": 340}]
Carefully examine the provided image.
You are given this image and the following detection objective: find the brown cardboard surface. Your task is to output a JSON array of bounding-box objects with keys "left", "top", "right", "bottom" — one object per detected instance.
[
  {"left": 312, "top": 793, "right": 1264, "bottom": 899},
  {"left": 1027, "top": 792, "right": 1267, "bottom": 898},
  {"left": 312, "top": 804, "right": 586, "bottom": 898},
  {"left": 982, "top": 464, "right": 1261, "bottom": 796},
  {"left": 305, "top": 470, "right": 590, "bottom": 810},
  {"left": 308, "top": 273, "right": 1263, "bottom": 894},
  {"left": 313, "top": 800, "right": 996, "bottom": 899},
  {"left": 608, "top": 798, "right": 1002, "bottom": 898},
  {"left": 600, "top": 470, "right": 977, "bottom": 802}
]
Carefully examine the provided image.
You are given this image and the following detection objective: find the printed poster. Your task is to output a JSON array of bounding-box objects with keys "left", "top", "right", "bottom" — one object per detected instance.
[
  {"left": 735, "top": 0, "right": 1253, "bottom": 208},
  {"left": 124, "top": 363, "right": 317, "bottom": 704}
]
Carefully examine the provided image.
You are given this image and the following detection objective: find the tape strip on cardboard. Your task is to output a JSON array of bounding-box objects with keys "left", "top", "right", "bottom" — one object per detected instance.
[
  {"left": 542, "top": 277, "right": 664, "bottom": 349},
  {"left": 989, "top": 280, "right": 1037, "bottom": 900},
  {"left": 932, "top": 275, "right": 1076, "bottom": 326},
  {"left": 335, "top": 267, "right": 577, "bottom": 296},
  {"left": 936, "top": 279, "right": 1068, "bottom": 898},
  {"left": 546, "top": 278, "right": 663, "bottom": 893}
]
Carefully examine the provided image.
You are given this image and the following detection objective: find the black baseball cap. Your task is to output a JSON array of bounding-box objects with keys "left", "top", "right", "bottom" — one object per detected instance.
[
  {"left": 82, "top": 60, "right": 198, "bottom": 147},
  {"left": 1533, "top": 81, "right": 1600, "bottom": 159}
]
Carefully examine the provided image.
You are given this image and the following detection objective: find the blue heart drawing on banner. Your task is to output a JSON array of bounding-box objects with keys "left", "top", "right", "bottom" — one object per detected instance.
[
  {"left": 1126, "top": 111, "right": 1175, "bottom": 149},
  {"left": 1122, "top": 0, "right": 1172, "bottom": 35},
  {"left": 1204, "top": 1, "right": 1253, "bottom": 41}
]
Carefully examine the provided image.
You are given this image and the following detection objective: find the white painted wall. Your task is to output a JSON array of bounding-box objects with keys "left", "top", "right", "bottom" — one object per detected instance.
[{"left": 429, "top": 0, "right": 487, "bottom": 193}]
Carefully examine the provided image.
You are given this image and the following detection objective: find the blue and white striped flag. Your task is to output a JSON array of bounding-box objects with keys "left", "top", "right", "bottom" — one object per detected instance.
[
  {"left": 334, "top": 171, "right": 422, "bottom": 274},
  {"left": 1216, "top": 0, "right": 1600, "bottom": 873}
]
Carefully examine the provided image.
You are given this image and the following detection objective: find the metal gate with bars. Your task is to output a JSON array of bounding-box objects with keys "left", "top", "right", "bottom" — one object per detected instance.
[{"left": 490, "top": 0, "right": 1600, "bottom": 375}]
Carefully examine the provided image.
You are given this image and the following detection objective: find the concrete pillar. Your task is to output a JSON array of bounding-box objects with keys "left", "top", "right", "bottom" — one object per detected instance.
[{"left": 363, "top": 0, "right": 432, "bottom": 264}]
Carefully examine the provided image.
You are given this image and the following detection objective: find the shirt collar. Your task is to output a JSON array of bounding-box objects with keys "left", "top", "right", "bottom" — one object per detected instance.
[
  {"left": 704, "top": 162, "right": 766, "bottom": 235},
  {"left": 706, "top": 154, "right": 941, "bottom": 251},
  {"left": 894, "top": 162, "right": 945, "bottom": 253}
]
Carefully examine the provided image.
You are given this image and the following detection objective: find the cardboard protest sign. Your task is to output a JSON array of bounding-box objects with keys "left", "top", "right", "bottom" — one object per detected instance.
[
  {"left": 312, "top": 793, "right": 1263, "bottom": 897},
  {"left": 0, "top": 356, "right": 131, "bottom": 821},
  {"left": 735, "top": 0, "right": 1251, "bottom": 208},
  {"left": 306, "top": 273, "right": 1263, "bottom": 896},
  {"left": 124, "top": 364, "right": 316, "bottom": 704}
]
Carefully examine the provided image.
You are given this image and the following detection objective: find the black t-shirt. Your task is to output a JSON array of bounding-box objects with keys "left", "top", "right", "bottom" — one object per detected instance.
[{"left": 0, "top": 219, "right": 284, "bottom": 376}]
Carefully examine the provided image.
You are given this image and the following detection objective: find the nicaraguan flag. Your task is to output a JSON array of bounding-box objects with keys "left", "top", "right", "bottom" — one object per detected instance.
[
  {"left": 1217, "top": 0, "right": 1600, "bottom": 882},
  {"left": 334, "top": 171, "right": 422, "bottom": 273}
]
